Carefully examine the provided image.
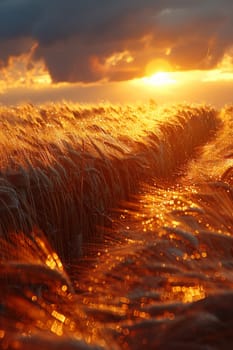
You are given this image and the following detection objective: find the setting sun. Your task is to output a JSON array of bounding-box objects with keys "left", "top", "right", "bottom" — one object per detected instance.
[
  {"left": 141, "top": 58, "right": 177, "bottom": 87},
  {"left": 142, "top": 71, "right": 177, "bottom": 87}
]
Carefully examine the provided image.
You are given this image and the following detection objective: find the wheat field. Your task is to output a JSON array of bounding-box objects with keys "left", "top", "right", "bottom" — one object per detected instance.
[{"left": 0, "top": 102, "right": 232, "bottom": 349}]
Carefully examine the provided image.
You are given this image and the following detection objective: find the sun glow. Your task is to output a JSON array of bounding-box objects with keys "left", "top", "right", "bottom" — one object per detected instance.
[{"left": 141, "top": 72, "right": 177, "bottom": 87}]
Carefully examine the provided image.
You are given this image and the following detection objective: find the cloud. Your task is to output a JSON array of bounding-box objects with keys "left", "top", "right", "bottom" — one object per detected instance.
[{"left": 0, "top": 0, "right": 232, "bottom": 83}]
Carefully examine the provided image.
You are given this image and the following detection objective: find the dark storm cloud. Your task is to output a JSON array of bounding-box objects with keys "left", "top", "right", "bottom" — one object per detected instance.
[{"left": 0, "top": 0, "right": 232, "bottom": 83}]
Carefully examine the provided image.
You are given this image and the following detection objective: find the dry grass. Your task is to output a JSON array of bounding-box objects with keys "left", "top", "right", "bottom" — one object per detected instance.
[
  {"left": 1, "top": 102, "right": 233, "bottom": 349},
  {"left": 0, "top": 102, "right": 219, "bottom": 260}
]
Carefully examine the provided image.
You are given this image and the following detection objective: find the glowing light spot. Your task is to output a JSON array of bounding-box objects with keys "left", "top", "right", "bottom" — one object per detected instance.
[
  {"left": 172, "top": 220, "right": 180, "bottom": 227},
  {"left": 51, "top": 320, "right": 63, "bottom": 336},
  {"left": 171, "top": 285, "right": 206, "bottom": 303},
  {"left": 120, "top": 297, "right": 130, "bottom": 304},
  {"left": 45, "top": 252, "right": 63, "bottom": 270},
  {"left": 142, "top": 72, "right": 177, "bottom": 87},
  {"left": 53, "top": 252, "right": 63, "bottom": 269},
  {"left": 45, "top": 254, "right": 57, "bottom": 269},
  {"left": 52, "top": 310, "right": 66, "bottom": 324},
  {"left": 0, "top": 330, "right": 5, "bottom": 338},
  {"left": 133, "top": 310, "right": 149, "bottom": 319},
  {"left": 62, "top": 285, "right": 68, "bottom": 292}
]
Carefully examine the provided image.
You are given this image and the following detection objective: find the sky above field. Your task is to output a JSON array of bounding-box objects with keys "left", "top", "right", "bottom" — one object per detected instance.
[{"left": 0, "top": 0, "right": 233, "bottom": 106}]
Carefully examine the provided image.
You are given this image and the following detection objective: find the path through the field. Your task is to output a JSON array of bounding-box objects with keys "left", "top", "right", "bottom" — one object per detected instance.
[{"left": 73, "top": 113, "right": 233, "bottom": 349}]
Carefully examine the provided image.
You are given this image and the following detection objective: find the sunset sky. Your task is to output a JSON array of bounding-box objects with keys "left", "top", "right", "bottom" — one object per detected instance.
[{"left": 0, "top": 0, "right": 233, "bottom": 106}]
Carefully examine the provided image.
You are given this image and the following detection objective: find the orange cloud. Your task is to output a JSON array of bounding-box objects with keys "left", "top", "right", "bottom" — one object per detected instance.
[{"left": 0, "top": 43, "right": 51, "bottom": 92}]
